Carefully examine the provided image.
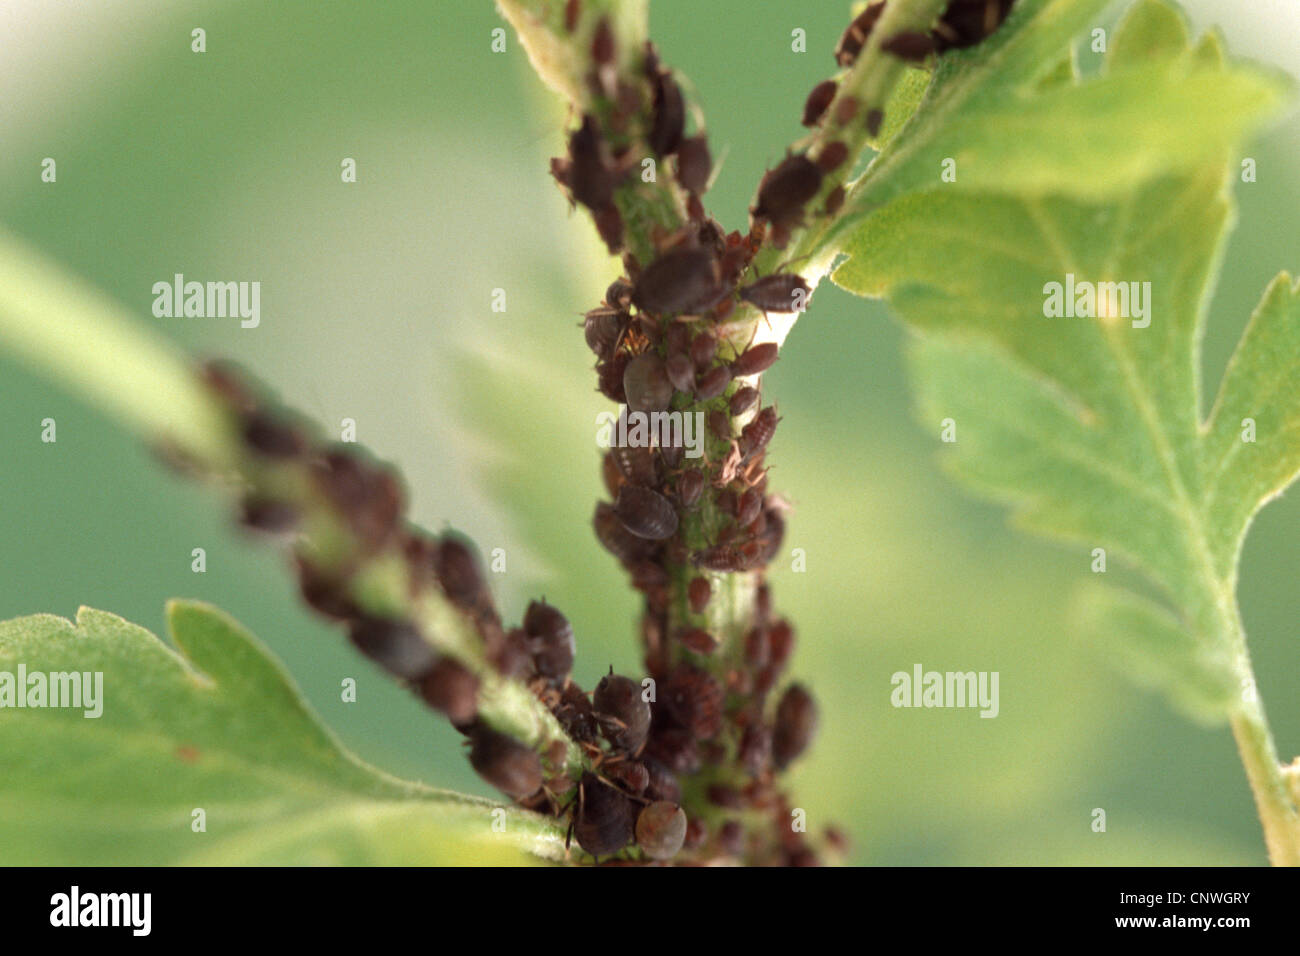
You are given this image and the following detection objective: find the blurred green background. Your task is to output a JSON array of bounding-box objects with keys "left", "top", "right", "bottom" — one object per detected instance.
[{"left": 1, "top": 0, "right": 1296, "bottom": 865}]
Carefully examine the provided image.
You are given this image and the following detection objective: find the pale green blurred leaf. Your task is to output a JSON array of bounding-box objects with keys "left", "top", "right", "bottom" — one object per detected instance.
[{"left": 0, "top": 601, "right": 563, "bottom": 864}]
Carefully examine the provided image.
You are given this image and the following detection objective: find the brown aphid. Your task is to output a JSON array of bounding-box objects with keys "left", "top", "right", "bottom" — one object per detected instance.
[
  {"left": 348, "top": 616, "right": 436, "bottom": 680},
  {"left": 433, "top": 534, "right": 487, "bottom": 609},
  {"left": 649, "top": 71, "right": 685, "bottom": 157},
  {"left": 659, "top": 439, "right": 684, "bottom": 469},
  {"left": 802, "top": 79, "right": 837, "bottom": 127},
  {"left": 555, "top": 682, "right": 600, "bottom": 744},
  {"left": 729, "top": 386, "right": 760, "bottom": 417},
  {"left": 835, "top": 1, "right": 885, "bottom": 66},
  {"left": 584, "top": 306, "right": 626, "bottom": 357},
  {"left": 632, "top": 246, "right": 723, "bottom": 315},
  {"left": 865, "top": 108, "right": 884, "bottom": 138},
  {"left": 740, "top": 405, "right": 779, "bottom": 456},
  {"left": 636, "top": 801, "right": 688, "bottom": 861},
  {"left": 488, "top": 627, "right": 535, "bottom": 680},
  {"left": 753, "top": 154, "right": 822, "bottom": 226},
  {"left": 824, "top": 185, "right": 846, "bottom": 217},
  {"left": 687, "top": 575, "right": 712, "bottom": 614},
  {"left": 935, "top": 0, "right": 1015, "bottom": 51},
  {"left": 594, "top": 501, "right": 657, "bottom": 563},
  {"left": 239, "top": 496, "right": 298, "bottom": 533},
  {"left": 593, "top": 671, "right": 652, "bottom": 752},
  {"left": 739, "top": 276, "right": 809, "bottom": 315},
  {"left": 817, "top": 140, "right": 849, "bottom": 174},
  {"left": 695, "top": 364, "right": 731, "bottom": 401},
  {"left": 693, "top": 543, "right": 747, "bottom": 572},
  {"left": 295, "top": 557, "right": 359, "bottom": 621},
  {"left": 755, "top": 582, "right": 773, "bottom": 624},
  {"left": 731, "top": 342, "right": 780, "bottom": 376},
  {"left": 241, "top": 411, "right": 306, "bottom": 459},
  {"left": 665, "top": 352, "right": 696, "bottom": 393},
  {"left": 685, "top": 192, "right": 705, "bottom": 222},
  {"left": 591, "top": 16, "right": 614, "bottom": 63},
  {"left": 615, "top": 484, "right": 679, "bottom": 540},
  {"left": 419, "top": 658, "right": 479, "bottom": 726},
  {"left": 645, "top": 723, "right": 700, "bottom": 775},
  {"left": 564, "top": 0, "right": 581, "bottom": 33},
  {"left": 593, "top": 203, "right": 624, "bottom": 254},
  {"left": 682, "top": 816, "right": 708, "bottom": 850},
  {"left": 611, "top": 442, "right": 658, "bottom": 487},
  {"left": 882, "top": 31, "right": 937, "bottom": 61},
  {"left": 662, "top": 663, "right": 724, "bottom": 739},
  {"left": 769, "top": 618, "right": 796, "bottom": 669},
  {"left": 707, "top": 784, "right": 744, "bottom": 810},
  {"left": 604, "top": 758, "right": 650, "bottom": 795},
  {"left": 736, "top": 488, "right": 763, "bottom": 527},
  {"left": 311, "top": 452, "right": 403, "bottom": 552},
  {"left": 596, "top": 350, "right": 632, "bottom": 403},
  {"left": 773, "top": 683, "right": 818, "bottom": 769},
  {"left": 605, "top": 276, "right": 633, "bottom": 309},
  {"left": 744, "top": 626, "right": 771, "bottom": 668},
  {"left": 641, "top": 758, "right": 681, "bottom": 804},
  {"left": 679, "top": 627, "right": 717, "bottom": 655},
  {"left": 623, "top": 353, "right": 674, "bottom": 413},
  {"left": 676, "top": 136, "right": 712, "bottom": 194},
  {"left": 676, "top": 469, "right": 704, "bottom": 508},
  {"left": 835, "top": 95, "right": 859, "bottom": 124},
  {"left": 739, "top": 723, "right": 773, "bottom": 775},
  {"left": 567, "top": 114, "right": 615, "bottom": 210},
  {"left": 708, "top": 409, "right": 731, "bottom": 442},
  {"left": 469, "top": 726, "right": 543, "bottom": 799},
  {"left": 523, "top": 600, "right": 577, "bottom": 679},
  {"left": 690, "top": 331, "right": 718, "bottom": 370},
  {"left": 575, "top": 774, "right": 637, "bottom": 857}
]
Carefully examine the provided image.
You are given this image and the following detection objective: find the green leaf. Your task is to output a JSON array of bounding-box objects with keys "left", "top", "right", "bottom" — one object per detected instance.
[
  {"left": 833, "top": 0, "right": 1288, "bottom": 225},
  {"left": 830, "top": 4, "right": 1298, "bottom": 720},
  {"left": 0, "top": 601, "right": 565, "bottom": 864}
]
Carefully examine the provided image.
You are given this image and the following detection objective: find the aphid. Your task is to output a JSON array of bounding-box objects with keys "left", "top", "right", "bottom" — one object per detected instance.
[
  {"left": 312, "top": 452, "right": 404, "bottom": 552},
  {"left": 641, "top": 757, "right": 682, "bottom": 804},
  {"left": 739, "top": 276, "right": 810, "bottom": 315},
  {"left": 604, "top": 758, "right": 650, "bottom": 795},
  {"left": 469, "top": 726, "right": 543, "bottom": 799},
  {"left": 645, "top": 723, "right": 700, "bottom": 774},
  {"left": 662, "top": 663, "right": 724, "bottom": 739},
  {"left": 676, "top": 469, "right": 704, "bottom": 508},
  {"left": 769, "top": 618, "right": 795, "bottom": 668},
  {"left": 740, "top": 405, "right": 779, "bottom": 456},
  {"left": 690, "top": 331, "right": 717, "bottom": 369},
  {"left": 614, "top": 484, "right": 679, "bottom": 540},
  {"left": 693, "top": 543, "right": 747, "bottom": 572},
  {"left": 731, "top": 342, "right": 780, "bottom": 376},
  {"left": 564, "top": 0, "right": 581, "bottom": 33},
  {"left": 594, "top": 501, "right": 657, "bottom": 564},
  {"left": 707, "top": 784, "right": 743, "bottom": 809},
  {"left": 708, "top": 410, "right": 731, "bottom": 442},
  {"left": 636, "top": 801, "right": 688, "bottom": 860},
  {"left": 679, "top": 627, "right": 717, "bottom": 655},
  {"left": 934, "top": 0, "right": 1015, "bottom": 51},
  {"left": 752, "top": 154, "right": 822, "bottom": 226},
  {"left": 487, "top": 627, "right": 535, "bottom": 680},
  {"left": 295, "top": 557, "right": 359, "bottom": 621},
  {"left": 739, "top": 723, "right": 773, "bottom": 775},
  {"left": 593, "top": 202, "right": 624, "bottom": 254},
  {"left": 419, "top": 657, "right": 479, "bottom": 726},
  {"left": 664, "top": 353, "right": 695, "bottom": 394},
  {"left": 583, "top": 306, "right": 627, "bottom": 357},
  {"left": 596, "top": 350, "right": 631, "bottom": 403},
  {"left": 568, "top": 114, "right": 615, "bottom": 210},
  {"left": 755, "top": 582, "right": 773, "bottom": 625},
  {"left": 555, "top": 682, "right": 600, "bottom": 744},
  {"left": 744, "top": 626, "right": 771, "bottom": 668},
  {"left": 605, "top": 276, "right": 634, "bottom": 309},
  {"left": 865, "top": 108, "right": 884, "bottom": 138},
  {"left": 523, "top": 600, "right": 577, "bottom": 679},
  {"left": 591, "top": 16, "right": 614, "bottom": 63},
  {"left": 623, "top": 353, "right": 674, "bottom": 413},
  {"left": 824, "top": 185, "right": 846, "bottom": 217},
  {"left": 612, "top": 443, "right": 659, "bottom": 487},
  {"left": 433, "top": 534, "right": 487, "bottom": 609},
  {"left": 631, "top": 246, "right": 723, "bottom": 315},
  {"left": 348, "top": 616, "right": 437, "bottom": 681},
  {"left": 736, "top": 488, "right": 763, "bottom": 527},
  {"left": 694, "top": 364, "right": 731, "bottom": 401},
  {"left": 882, "top": 31, "right": 937, "bottom": 61},
  {"left": 241, "top": 411, "right": 306, "bottom": 459},
  {"left": 649, "top": 71, "right": 686, "bottom": 157},
  {"left": 676, "top": 136, "right": 712, "bottom": 194},
  {"left": 574, "top": 773, "right": 637, "bottom": 857},
  {"left": 239, "top": 496, "right": 298, "bottom": 533},
  {"left": 834, "top": 95, "right": 859, "bottom": 125},
  {"left": 687, "top": 575, "right": 711, "bottom": 613},
  {"left": 835, "top": 1, "right": 885, "bottom": 66},
  {"left": 593, "top": 670, "right": 652, "bottom": 752},
  {"left": 801, "top": 79, "right": 837, "bottom": 127},
  {"left": 772, "top": 683, "right": 818, "bottom": 769},
  {"left": 659, "top": 439, "right": 684, "bottom": 469},
  {"left": 729, "top": 386, "right": 760, "bottom": 417},
  {"left": 682, "top": 817, "right": 708, "bottom": 850},
  {"left": 817, "top": 141, "right": 849, "bottom": 174}
]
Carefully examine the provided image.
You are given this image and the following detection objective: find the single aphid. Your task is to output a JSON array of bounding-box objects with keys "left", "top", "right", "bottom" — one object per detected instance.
[
  {"left": 239, "top": 496, "right": 298, "bottom": 533},
  {"left": 623, "top": 353, "right": 674, "bottom": 413},
  {"left": 739, "top": 276, "right": 809, "bottom": 315},
  {"left": 469, "top": 726, "right": 543, "bottom": 799},
  {"left": 801, "top": 79, "right": 837, "bottom": 127},
  {"left": 593, "top": 670, "right": 652, "bottom": 752},
  {"left": 772, "top": 683, "right": 818, "bottom": 769},
  {"left": 348, "top": 616, "right": 437, "bottom": 681},
  {"left": 419, "top": 657, "right": 479, "bottom": 725},
  {"left": 564, "top": 0, "right": 581, "bottom": 34},
  {"left": 662, "top": 663, "right": 724, "bottom": 739},
  {"left": 824, "top": 185, "right": 846, "bottom": 217},
  {"left": 591, "top": 16, "right": 615, "bottom": 64},
  {"left": 731, "top": 342, "right": 780, "bottom": 376},
  {"left": 689, "top": 330, "right": 718, "bottom": 369},
  {"left": 665, "top": 352, "right": 696, "bottom": 393},
  {"left": 676, "top": 469, "right": 704, "bottom": 508},
  {"left": 736, "top": 488, "right": 763, "bottom": 527},
  {"left": 740, "top": 405, "right": 779, "bottom": 456},
  {"left": 241, "top": 411, "right": 306, "bottom": 459},
  {"left": 523, "top": 600, "right": 577, "bottom": 680},
  {"left": 676, "top": 136, "right": 712, "bottom": 194},
  {"left": 604, "top": 758, "right": 650, "bottom": 794},
  {"left": 614, "top": 484, "right": 679, "bottom": 540},
  {"left": 816, "top": 141, "right": 849, "bottom": 174},
  {"left": 636, "top": 801, "right": 688, "bottom": 860},
  {"left": 566, "top": 114, "right": 615, "bottom": 211},
  {"left": 694, "top": 364, "right": 731, "bottom": 401},
  {"left": 687, "top": 575, "right": 711, "bottom": 614},
  {"left": 729, "top": 386, "right": 760, "bottom": 417},
  {"left": 433, "top": 534, "right": 486, "bottom": 608},
  {"left": 583, "top": 306, "right": 627, "bottom": 357},
  {"left": 865, "top": 108, "right": 884, "bottom": 138},
  {"left": 752, "top": 154, "right": 822, "bottom": 226},
  {"left": 631, "top": 246, "right": 723, "bottom": 315},
  {"left": 649, "top": 71, "right": 685, "bottom": 156},
  {"left": 574, "top": 773, "right": 637, "bottom": 857},
  {"left": 594, "top": 500, "right": 657, "bottom": 563},
  {"left": 679, "top": 627, "right": 717, "bottom": 655},
  {"left": 882, "top": 31, "right": 937, "bottom": 61},
  {"left": 835, "top": 1, "right": 885, "bottom": 66}
]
